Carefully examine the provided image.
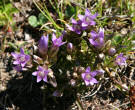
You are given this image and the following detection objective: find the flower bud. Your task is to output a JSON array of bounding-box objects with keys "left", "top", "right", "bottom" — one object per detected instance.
[
  {"left": 52, "top": 90, "right": 63, "bottom": 97},
  {"left": 73, "top": 72, "right": 78, "bottom": 78},
  {"left": 99, "top": 53, "right": 105, "bottom": 60},
  {"left": 108, "top": 47, "right": 116, "bottom": 56},
  {"left": 38, "top": 35, "right": 48, "bottom": 57},
  {"left": 77, "top": 67, "right": 85, "bottom": 73},
  {"left": 70, "top": 79, "right": 76, "bottom": 87},
  {"left": 67, "top": 43, "right": 73, "bottom": 53}
]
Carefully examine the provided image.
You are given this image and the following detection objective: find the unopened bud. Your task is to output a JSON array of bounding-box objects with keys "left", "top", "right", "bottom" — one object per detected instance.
[
  {"left": 70, "top": 79, "right": 76, "bottom": 86},
  {"left": 73, "top": 72, "right": 78, "bottom": 78},
  {"left": 99, "top": 53, "right": 105, "bottom": 60},
  {"left": 38, "top": 35, "right": 48, "bottom": 57},
  {"left": 67, "top": 43, "right": 73, "bottom": 53},
  {"left": 78, "top": 67, "right": 85, "bottom": 73},
  {"left": 108, "top": 47, "right": 116, "bottom": 56}
]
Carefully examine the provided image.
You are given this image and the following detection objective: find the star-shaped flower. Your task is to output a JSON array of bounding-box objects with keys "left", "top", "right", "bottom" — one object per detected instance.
[
  {"left": 81, "top": 67, "right": 98, "bottom": 86},
  {"left": 32, "top": 66, "right": 50, "bottom": 83}
]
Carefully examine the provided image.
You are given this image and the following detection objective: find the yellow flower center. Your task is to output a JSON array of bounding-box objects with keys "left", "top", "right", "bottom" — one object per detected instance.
[
  {"left": 85, "top": 17, "right": 90, "bottom": 22},
  {"left": 20, "top": 56, "right": 25, "bottom": 62},
  {"left": 85, "top": 74, "right": 91, "bottom": 80},
  {"left": 38, "top": 71, "right": 45, "bottom": 77}
]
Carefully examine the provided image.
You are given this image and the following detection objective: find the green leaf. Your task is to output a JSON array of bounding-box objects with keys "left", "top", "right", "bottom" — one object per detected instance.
[
  {"left": 113, "top": 36, "right": 122, "bottom": 43},
  {"left": 65, "top": 5, "right": 76, "bottom": 18},
  {"left": 38, "top": 13, "right": 48, "bottom": 25},
  {"left": 28, "top": 15, "right": 38, "bottom": 27}
]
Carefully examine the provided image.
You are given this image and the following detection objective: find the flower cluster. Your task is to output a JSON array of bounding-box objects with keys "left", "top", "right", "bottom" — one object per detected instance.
[
  {"left": 67, "top": 9, "right": 97, "bottom": 34},
  {"left": 11, "top": 7, "right": 128, "bottom": 97}
]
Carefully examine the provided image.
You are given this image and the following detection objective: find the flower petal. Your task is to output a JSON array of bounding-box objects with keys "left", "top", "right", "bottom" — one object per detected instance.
[
  {"left": 75, "top": 30, "right": 81, "bottom": 34},
  {"left": 85, "top": 9, "right": 91, "bottom": 16},
  {"left": 11, "top": 52, "right": 19, "bottom": 59},
  {"left": 90, "top": 21, "right": 96, "bottom": 25},
  {"left": 37, "top": 76, "right": 42, "bottom": 83},
  {"left": 43, "top": 76, "right": 47, "bottom": 82},
  {"left": 78, "top": 14, "right": 84, "bottom": 21},
  {"left": 90, "top": 78, "right": 98, "bottom": 85},
  {"left": 52, "top": 33, "right": 57, "bottom": 42},
  {"left": 84, "top": 80, "right": 90, "bottom": 86},
  {"left": 32, "top": 71, "right": 38, "bottom": 76},
  {"left": 90, "top": 31, "right": 97, "bottom": 38},
  {"left": 99, "top": 28, "right": 104, "bottom": 38},
  {"left": 81, "top": 73, "right": 85, "bottom": 79},
  {"left": 71, "top": 19, "right": 77, "bottom": 24},
  {"left": 89, "top": 39, "right": 96, "bottom": 45},
  {"left": 13, "top": 60, "right": 20, "bottom": 65},
  {"left": 90, "top": 13, "right": 98, "bottom": 19},
  {"left": 38, "top": 66, "right": 43, "bottom": 71},
  {"left": 82, "top": 23, "right": 88, "bottom": 27},
  {"left": 20, "top": 48, "right": 25, "bottom": 54},
  {"left": 90, "top": 71, "right": 97, "bottom": 77},
  {"left": 85, "top": 66, "right": 91, "bottom": 73},
  {"left": 14, "top": 66, "right": 22, "bottom": 72},
  {"left": 21, "top": 62, "right": 26, "bottom": 67},
  {"left": 66, "top": 24, "right": 74, "bottom": 31}
]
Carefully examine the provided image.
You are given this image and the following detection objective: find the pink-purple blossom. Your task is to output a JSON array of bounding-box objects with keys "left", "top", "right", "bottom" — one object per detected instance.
[
  {"left": 11, "top": 48, "right": 30, "bottom": 71},
  {"left": 38, "top": 35, "right": 48, "bottom": 56},
  {"left": 78, "top": 9, "right": 98, "bottom": 28},
  {"left": 81, "top": 66, "right": 98, "bottom": 86},
  {"left": 52, "top": 33, "right": 66, "bottom": 48},
  {"left": 115, "top": 53, "right": 126, "bottom": 66},
  {"left": 32, "top": 66, "right": 50, "bottom": 83},
  {"left": 66, "top": 19, "right": 84, "bottom": 34},
  {"left": 89, "top": 28, "right": 104, "bottom": 49}
]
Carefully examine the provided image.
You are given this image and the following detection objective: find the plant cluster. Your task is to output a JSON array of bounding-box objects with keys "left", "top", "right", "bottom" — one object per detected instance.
[{"left": 11, "top": 7, "right": 133, "bottom": 98}]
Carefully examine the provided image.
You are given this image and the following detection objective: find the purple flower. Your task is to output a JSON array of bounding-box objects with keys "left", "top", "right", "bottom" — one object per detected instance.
[
  {"left": 38, "top": 35, "right": 48, "bottom": 56},
  {"left": 81, "top": 67, "right": 98, "bottom": 86},
  {"left": 78, "top": 9, "right": 97, "bottom": 28},
  {"left": 32, "top": 66, "right": 50, "bottom": 83},
  {"left": 89, "top": 28, "right": 104, "bottom": 49},
  {"left": 66, "top": 19, "right": 84, "bottom": 34},
  {"left": 115, "top": 53, "right": 126, "bottom": 66},
  {"left": 11, "top": 48, "right": 30, "bottom": 68},
  {"left": 108, "top": 47, "right": 116, "bottom": 56},
  {"left": 49, "top": 33, "right": 66, "bottom": 58},
  {"left": 52, "top": 33, "right": 66, "bottom": 48}
]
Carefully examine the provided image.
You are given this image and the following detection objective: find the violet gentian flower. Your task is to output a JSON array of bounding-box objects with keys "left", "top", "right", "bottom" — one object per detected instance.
[
  {"left": 115, "top": 53, "right": 126, "bottom": 66},
  {"left": 32, "top": 66, "right": 50, "bottom": 83},
  {"left": 89, "top": 28, "right": 104, "bottom": 49},
  {"left": 49, "top": 33, "right": 66, "bottom": 58},
  {"left": 66, "top": 19, "right": 84, "bottom": 34},
  {"left": 52, "top": 33, "right": 66, "bottom": 48},
  {"left": 78, "top": 9, "right": 98, "bottom": 28},
  {"left": 38, "top": 35, "right": 48, "bottom": 56},
  {"left": 11, "top": 48, "right": 30, "bottom": 69},
  {"left": 81, "top": 66, "right": 98, "bottom": 86}
]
